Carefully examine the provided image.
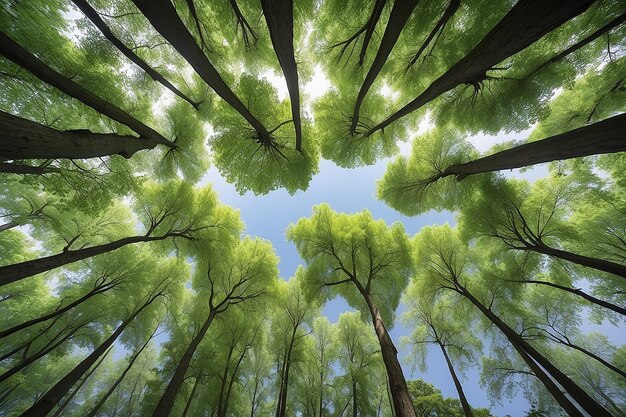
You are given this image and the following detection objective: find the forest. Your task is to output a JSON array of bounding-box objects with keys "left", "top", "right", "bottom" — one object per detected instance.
[{"left": 0, "top": 0, "right": 625, "bottom": 416}]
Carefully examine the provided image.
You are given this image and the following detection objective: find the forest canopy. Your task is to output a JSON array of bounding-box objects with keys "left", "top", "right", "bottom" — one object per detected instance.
[{"left": 0, "top": 0, "right": 625, "bottom": 417}]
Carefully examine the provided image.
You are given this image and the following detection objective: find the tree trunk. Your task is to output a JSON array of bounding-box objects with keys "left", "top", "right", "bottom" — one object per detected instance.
[
  {"left": 70, "top": 0, "right": 199, "bottom": 109},
  {"left": 0, "top": 163, "right": 61, "bottom": 175},
  {"left": 217, "top": 345, "right": 235, "bottom": 417},
  {"left": 0, "top": 31, "right": 172, "bottom": 148},
  {"left": 261, "top": 0, "right": 302, "bottom": 150},
  {"left": 181, "top": 376, "right": 201, "bottom": 417},
  {"left": 0, "top": 110, "right": 161, "bottom": 160},
  {"left": 437, "top": 341, "right": 473, "bottom": 417},
  {"left": 0, "top": 281, "right": 116, "bottom": 340},
  {"left": 0, "top": 234, "right": 169, "bottom": 287},
  {"left": 554, "top": 337, "right": 626, "bottom": 380},
  {"left": 359, "top": 0, "right": 387, "bottom": 65},
  {"left": 460, "top": 286, "right": 612, "bottom": 417},
  {"left": 0, "top": 218, "right": 21, "bottom": 232},
  {"left": 365, "top": 0, "right": 595, "bottom": 136},
  {"left": 151, "top": 309, "right": 216, "bottom": 417},
  {"left": 84, "top": 328, "right": 156, "bottom": 417},
  {"left": 359, "top": 289, "right": 416, "bottom": 417},
  {"left": 440, "top": 113, "right": 626, "bottom": 179},
  {"left": 352, "top": 379, "right": 357, "bottom": 417},
  {"left": 319, "top": 368, "right": 324, "bottom": 417},
  {"left": 349, "top": 0, "right": 418, "bottom": 135},
  {"left": 277, "top": 335, "right": 295, "bottom": 417},
  {"left": 408, "top": 0, "right": 460, "bottom": 67},
  {"left": 130, "top": 0, "right": 272, "bottom": 144},
  {"left": 19, "top": 293, "right": 158, "bottom": 417}
]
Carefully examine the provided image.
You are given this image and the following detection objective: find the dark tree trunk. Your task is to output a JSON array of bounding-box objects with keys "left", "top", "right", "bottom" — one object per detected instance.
[
  {"left": 352, "top": 379, "right": 357, "bottom": 417},
  {"left": 0, "top": 31, "right": 172, "bottom": 148},
  {"left": 437, "top": 341, "right": 473, "bottom": 417},
  {"left": 181, "top": 376, "right": 201, "bottom": 417},
  {"left": 512, "top": 279, "right": 626, "bottom": 316},
  {"left": 19, "top": 293, "right": 158, "bottom": 417},
  {"left": 261, "top": 0, "right": 302, "bottom": 150},
  {"left": 84, "top": 328, "right": 156, "bottom": 417},
  {"left": 0, "top": 280, "right": 116, "bottom": 340},
  {"left": 365, "top": 0, "right": 595, "bottom": 136},
  {"left": 553, "top": 337, "right": 626, "bottom": 380},
  {"left": 440, "top": 113, "right": 626, "bottom": 179},
  {"left": 0, "top": 234, "right": 170, "bottom": 287},
  {"left": 349, "top": 0, "right": 418, "bottom": 135},
  {"left": 276, "top": 332, "right": 296, "bottom": 417},
  {"left": 0, "top": 163, "right": 61, "bottom": 175},
  {"left": 131, "top": 0, "right": 272, "bottom": 144},
  {"left": 319, "top": 368, "right": 324, "bottom": 417},
  {"left": 460, "top": 286, "right": 612, "bottom": 417},
  {"left": 408, "top": 0, "right": 460, "bottom": 67},
  {"left": 151, "top": 309, "right": 216, "bottom": 417},
  {"left": 70, "top": 0, "right": 199, "bottom": 109},
  {"left": 359, "top": 0, "right": 387, "bottom": 65},
  {"left": 0, "top": 218, "right": 21, "bottom": 232},
  {"left": 217, "top": 345, "right": 235, "bottom": 417},
  {"left": 229, "top": 0, "right": 258, "bottom": 48},
  {"left": 358, "top": 287, "right": 416, "bottom": 417}
]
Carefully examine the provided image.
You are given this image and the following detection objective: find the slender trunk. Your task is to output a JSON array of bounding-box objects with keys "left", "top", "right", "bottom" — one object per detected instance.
[
  {"left": 0, "top": 318, "right": 59, "bottom": 362},
  {"left": 50, "top": 346, "right": 112, "bottom": 417},
  {"left": 131, "top": 0, "right": 272, "bottom": 143},
  {"left": 359, "top": 0, "right": 387, "bottom": 65},
  {"left": 19, "top": 294, "right": 157, "bottom": 417},
  {"left": 525, "top": 241, "right": 626, "bottom": 279},
  {"left": 71, "top": 0, "right": 199, "bottom": 109},
  {"left": 229, "top": 0, "right": 258, "bottom": 48},
  {"left": 555, "top": 338, "right": 626, "bottom": 379},
  {"left": 460, "top": 286, "right": 612, "bottom": 417},
  {"left": 249, "top": 377, "right": 259, "bottom": 417},
  {"left": 0, "top": 163, "right": 61, "bottom": 175},
  {"left": 222, "top": 346, "right": 248, "bottom": 417},
  {"left": 349, "top": 0, "right": 418, "bottom": 135},
  {"left": 217, "top": 345, "right": 235, "bottom": 417},
  {"left": 0, "top": 282, "right": 115, "bottom": 340},
  {"left": 512, "top": 279, "right": 626, "bottom": 316},
  {"left": 277, "top": 342, "right": 294, "bottom": 417},
  {"left": 437, "top": 341, "right": 474, "bottom": 417},
  {"left": 365, "top": 0, "right": 595, "bottom": 136},
  {"left": 84, "top": 328, "right": 156, "bottom": 417},
  {"left": 0, "top": 218, "right": 21, "bottom": 232},
  {"left": 0, "top": 110, "right": 161, "bottom": 161},
  {"left": 408, "top": 0, "right": 460, "bottom": 67},
  {"left": 151, "top": 309, "right": 217, "bottom": 417},
  {"left": 0, "top": 234, "right": 169, "bottom": 287},
  {"left": 440, "top": 113, "right": 626, "bottom": 179},
  {"left": 357, "top": 287, "right": 415, "bottom": 417},
  {"left": 352, "top": 378, "right": 357, "bottom": 417},
  {"left": 181, "top": 376, "right": 201, "bottom": 417},
  {"left": 0, "top": 31, "right": 172, "bottom": 148},
  {"left": 0, "top": 385, "right": 18, "bottom": 409},
  {"left": 319, "top": 368, "right": 324, "bottom": 417},
  {"left": 525, "top": 12, "right": 626, "bottom": 79},
  {"left": 261, "top": 0, "right": 302, "bottom": 150}
]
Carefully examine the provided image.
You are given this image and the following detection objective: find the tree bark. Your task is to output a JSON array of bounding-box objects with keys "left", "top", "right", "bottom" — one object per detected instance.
[
  {"left": 0, "top": 163, "right": 61, "bottom": 175},
  {"left": 261, "top": 0, "right": 302, "bottom": 150},
  {"left": 365, "top": 0, "right": 595, "bottom": 136},
  {"left": 131, "top": 0, "right": 272, "bottom": 144},
  {"left": 358, "top": 287, "right": 416, "bottom": 417},
  {"left": 349, "top": 0, "right": 418, "bottom": 136},
  {"left": 181, "top": 376, "right": 201, "bottom": 417},
  {"left": 84, "top": 328, "right": 156, "bottom": 417},
  {"left": 0, "top": 31, "right": 172, "bottom": 148},
  {"left": 151, "top": 309, "right": 216, "bottom": 417},
  {"left": 70, "top": 0, "right": 200, "bottom": 109},
  {"left": 437, "top": 341, "right": 474, "bottom": 417},
  {"left": 19, "top": 293, "right": 158, "bottom": 417},
  {"left": 460, "top": 286, "right": 612, "bottom": 417},
  {"left": 440, "top": 113, "right": 626, "bottom": 179},
  {"left": 352, "top": 379, "right": 357, "bottom": 417},
  {"left": 0, "top": 234, "right": 171, "bottom": 287}
]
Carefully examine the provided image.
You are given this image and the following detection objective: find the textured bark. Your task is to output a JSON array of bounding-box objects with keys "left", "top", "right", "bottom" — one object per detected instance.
[
  {"left": 461, "top": 286, "right": 611, "bottom": 417},
  {"left": 441, "top": 113, "right": 626, "bottom": 179},
  {"left": 0, "top": 31, "right": 172, "bottom": 148},
  {"left": 437, "top": 341, "right": 473, "bottom": 417},
  {"left": 365, "top": 0, "right": 595, "bottom": 136},
  {"left": 151, "top": 310, "right": 216, "bottom": 417},
  {"left": 20, "top": 294, "right": 158, "bottom": 417},
  {"left": 71, "top": 0, "right": 200, "bottom": 109},
  {"left": 349, "top": 0, "right": 418, "bottom": 135},
  {"left": 261, "top": 0, "right": 302, "bottom": 150},
  {"left": 0, "top": 234, "right": 169, "bottom": 287},
  {"left": 408, "top": 0, "right": 460, "bottom": 67},
  {"left": 131, "top": 0, "right": 272, "bottom": 144}
]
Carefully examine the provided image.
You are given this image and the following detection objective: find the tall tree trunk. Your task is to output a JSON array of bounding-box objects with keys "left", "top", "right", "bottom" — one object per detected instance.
[
  {"left": 0, "top": 280, "right": 116, "bottom": 340},
  {"left": 276, "top": 332, "right": 296, "bottom": 417},
  {"left": 0, "top": 163, "right": 61, "bottom": 175},
  {"left": 510, "top": 279, "right": 626, "bottom": 316},
  {"left": 70, "top": 0, "right": 199, "bottom": 109},
  {"left": 181, "top": 376, "right": 201, "bottom": 417},
  {"left": 19, "top": 292, "right": 159, "bottom": 417},
  {"left": 84, "top": 328, "right": 157, "bottom": 417},
  {"left": 0, "top": 110, "right": 162, "bottom": 160},
  {"left": 349, "top": 0, "right": 418, "bottom": 135},
  {"left": 365, "top": 0, "right": 595, "bottom": 136},
  {"left": 0, "top": 218, "right": 21, "bottom": 232},
  {"left": 0, "top": 31, "right": 173, "bottom": 149},
  {"left": 352, "top": 378, "right": 357, "bottom": 417},
  {"left": 319, "top": 368, "right": 324, "bottom": 417},
  {"left": 0, "top": 234, "right": 171, "bottom": 287},
  {"left": 459, "top": 286, "right": 612, "bottom": 417},
  {"left": 358, "top": 288, "right": 416, "bottom": 417},
  {"left": 407, "top": 0, "right": 460, "bottom": 67},
  {"left": 131, "top": 0, "right": 272, "bottom": 144},
  {"left": 217, "top": 345, "right": 235, "bottom": 417},
  {"left": 440, "top": 113, "right": 626, "bottom": 180},
  {"left": 551, "top": 337, "right": 626, "bottom": 379},
  {"left": 261, "top": 0, "right": 302, "bottom": 151},
  {"left": 151, "top": 309, "right": 217, "bottom": 417},
  {"left": 436, "top": 341, "right": 474, "bottom": 417}
]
